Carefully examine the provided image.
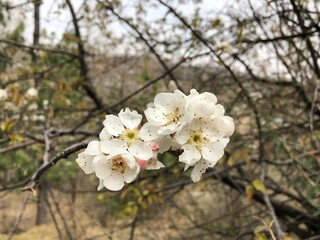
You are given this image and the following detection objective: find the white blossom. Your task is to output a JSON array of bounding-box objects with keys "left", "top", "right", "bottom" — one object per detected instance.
[
  {"left": 0, "top": 89, "right": 8, "bottom": 101},
  {"left": 25, "top": 87, "right": 38, "bottom": 99},
  {"left": 27, "top": 103, "right": 38, "bottom": 111},
  {"left": 144, "top": 90, "right": 193, "bottom": 135},
  {"left": 175, "top": 114, "right": 234, "bottom": 182},
  {"left": 93, "top": 150, "right": 140, "bottom": 191},
  {"left": 31, "top": 114, "right": 46, "bottom": 122},
  {"left": 101, "top": 108, "right": 153, "bottom": 160},
  {"left": 42, "top": 100, "right": 49, "bottom": 110}
]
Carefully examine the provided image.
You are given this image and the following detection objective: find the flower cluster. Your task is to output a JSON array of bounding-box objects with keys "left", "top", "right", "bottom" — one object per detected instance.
[{"left": 76, "top": 89, "right": 234, "bottom": 191}]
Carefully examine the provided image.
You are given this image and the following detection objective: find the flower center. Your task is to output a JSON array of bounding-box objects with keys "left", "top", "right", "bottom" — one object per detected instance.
[
  {"left": 165, "top": 108, "right": 181, "bottom": 125},
  {"left": 111, "top": 156, "right": 128, "bottom": 174},
  {"left": 189, "top": 131, "right": 208, "bottom": 149},
  {"left": 120, "top": 128, "right": 139, "bottom": 146},
  {"left": 192, "top": 134, "right": 201, "bottom": 142}
]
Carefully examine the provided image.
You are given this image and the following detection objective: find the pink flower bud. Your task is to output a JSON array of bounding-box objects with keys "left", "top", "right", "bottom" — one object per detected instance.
[
  {"left": 151, "top": 143, "right": 159, "bottom": 152},
  {"left": 136, "top": 159, "right": 148, "bottom": 169}
]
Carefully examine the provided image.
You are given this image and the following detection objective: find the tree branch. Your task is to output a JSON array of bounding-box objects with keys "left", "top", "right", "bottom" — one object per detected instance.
[
  {"left": 0, "top": 38, "right": 79, "bottom": 58},
  {"left": 22, "top": 141, "right": 89, "bottom": 191},
  {"left": 65, "top": 0, "right": 103, "bottom": 109}
]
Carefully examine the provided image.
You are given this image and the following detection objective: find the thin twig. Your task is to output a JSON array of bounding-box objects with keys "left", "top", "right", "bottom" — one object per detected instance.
[
  {"left": 48, "top": 188, "right": 73, "bottom": 239},
  {"left": 44, "top": 195, "right": 63, "bottom": 240},
  {"left": 7, "top": 193, "right": 30, "bottom": 240},
  {"left": 0, "top": 38, "right": 79, "bottom": 58}
]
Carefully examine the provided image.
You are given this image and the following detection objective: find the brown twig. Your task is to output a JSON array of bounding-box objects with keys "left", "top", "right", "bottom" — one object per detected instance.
[
  {"left": 7, "top": 193, "right": 30, "bottom": 240},
  {"left": 22, "top": 141, "right": 89, "bottom": 191},
  {"left": 0, "top": 38, "right": 79, "bottom": 58},
  {"left": 65, "top": 0, "right": 103, "bottom": 109}
]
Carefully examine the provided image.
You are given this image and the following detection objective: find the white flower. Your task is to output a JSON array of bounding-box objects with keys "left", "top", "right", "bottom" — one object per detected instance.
[
  {"left": 4, "top": 102, "right": 19, "bottom": 112},
  {"left": 31, "top": 114, "right": 46, "bottom": 122},
  {"left": 93, "top": 150, "right": 140, "bottom": 191},
  {"left": 27, "top": 103, "right": 38, "bottom": 111},
  {"left": 0, "top": 89, "right": 8, "bottom": 101},
  {"left": 175, "top": 116, "right": 234, "bottom": 182},
  {"left": 187, "top": 89, "right": 223, "bottom": 118},
  {"left": 76, "top": 140, "right": 101, "bottom": 174},
  {"left": 144, "top": 90, "right": 193, "bottom": 135},
  {"left": 101, "top": 108, "right": 153, "bottom": 160},
  {"left": 42, "top": 100, "right": 49, "bottom": 110},
  {"left": 25, "top": 88, "right": 38, "bottom": 99}
]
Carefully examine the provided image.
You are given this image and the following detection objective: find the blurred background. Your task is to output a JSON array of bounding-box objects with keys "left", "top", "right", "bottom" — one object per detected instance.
[{"left": 0, "top": 0, "right": 320, "bottom": 239}]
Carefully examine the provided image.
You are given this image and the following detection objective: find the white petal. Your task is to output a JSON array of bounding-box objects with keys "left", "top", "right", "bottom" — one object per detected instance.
[
  {"left": 123, "top": 164, "right": 140, "bottom": 183},
  {"left": 171, "top": 139, "right": 182, "bottom": 151},
  {"left": 144, "top": 108, "right": 166, "bottom": 125},
  {"left": 173, "top": 89, "right": 187, "bottom": 97},
  {"left": 205, "top": 159, "right": 218, "bottom": 168},
  {"left": 154, "top": 135, "right": 172, "bottom": 153},
  {"left": 154, "top": 92, "right": 177, "bottom": 113},
  {"left": 187, "top": 118, "right": 201, "bottom": 131},
  {"left": 97, "top": 179, "right": 104, "bottom": 191},
  {"left": 178, "top": 111, "right": 194, "bottom": 129},
  {"left": 204, "top": 118, "right": 225, "bottom": 139},
  {"left": 139, "top": 122, "right": 160, "bottom": 141},
  {"left": 99, "top": 128, "right": 112, "bottom": 141},
  {"left": 191, "top": 160, "right": 207, "bottom": 182},
  {"left": 211, "top": 104, "right": 225, "bottom": 118},
  {"left": 202, "top": 92, "right": 217, "bottom": 104},
  {"left": 188, "top": 93, "right": 217, "bottom": 118},
  {"left": 184, "top": 163, "right": 191, "bottom": 171},
  {"left": 103, "top": 171, "right": 125, "bottom": 191},
  {"left": 175, "top": 127, "right": 190, "bottom": 145},
  {"left": 100, "top": 139, "right": 127, "bottom": 154},
  {"left": 187, "top": 89, "right": 199, "bottom": 100},
  {"left": 220, "top": 116, "right": 235, "bottom": 138},
  {"left": 76, "top": 152, "right": 94, "bottom": 174},
  {"left": 84, "top": 140, "right": 101, "bottom": 156},
  {"left": 118, "top": 108, "right": 142, "bottom": 130},
  {"left": 146, "top": 159, "right": 165, "bottom": 170},
  {"left": 103, "top": 115, "right": 125, "bottom": 136},
  {"left": 129, "top": 142, "right": 153, "bottom": 160},
  {"left": 201, "top": 139, "right": 229, "bottom": 163},
  {"left": 158, "top": 123, "right": 179, "bottom": 135},
  {"left": 93, "top": 155, "right": 111, "bottom": 179},
  {"left": 122, "top": 152, "right": 137, "bottom": 169},
  {"left": 179, "top": 144, "right": 201, "bottom": 165}
]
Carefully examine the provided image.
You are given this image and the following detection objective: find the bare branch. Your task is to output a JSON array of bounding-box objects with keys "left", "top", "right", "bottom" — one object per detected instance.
[
  {"left": 65, "top": 0, "right": 103, "bottom": 109},
  {"left": 7, "top": 193, "right": 30, "bottom": 240},
  {"left": 0, "top": 38, "right": 79, "bottom": 58},
  {"left": 22, "top": 141, "right": 89, "bottom": 191}
]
